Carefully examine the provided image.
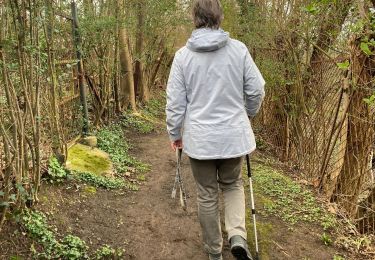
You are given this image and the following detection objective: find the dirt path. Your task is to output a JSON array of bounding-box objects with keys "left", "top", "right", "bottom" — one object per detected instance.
[
  {"left": 85, "top": 130, "right": 340, "bottom": 260},
  {"left": 1, "top": 130, "right": 347, "bottom": 259},
  {"left": 112, "top": 131, "right": 343, "bottom": 260},
  {"left": 120, "top": 131, "right": 234, "bottom": 259}
]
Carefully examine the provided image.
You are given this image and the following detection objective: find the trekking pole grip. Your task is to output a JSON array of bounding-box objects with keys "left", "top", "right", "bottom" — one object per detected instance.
[{"left": 246, "top": 154, "right": 252, "bottom": 178}]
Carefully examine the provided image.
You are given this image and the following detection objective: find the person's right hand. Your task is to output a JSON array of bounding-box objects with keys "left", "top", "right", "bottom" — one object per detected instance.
[{"left": 171, "top": 139, "right": 183, "bottom": 152}]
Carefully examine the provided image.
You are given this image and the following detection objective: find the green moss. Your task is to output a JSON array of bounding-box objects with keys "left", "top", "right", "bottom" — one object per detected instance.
[
  {"left": 83, "top": 186, "right": 97, "bottom": 194},
  {"left": 10, "top": 256, "right": 24, "bottom": 260},
  {"left": 66, "top": 144, "right": 112, "bottom": 176},
  {"left": 246, "top": 208, "right": 273, "bottom": 260},
  {"left": 137, "top": 174, "right": 146, "bottom": 182}
]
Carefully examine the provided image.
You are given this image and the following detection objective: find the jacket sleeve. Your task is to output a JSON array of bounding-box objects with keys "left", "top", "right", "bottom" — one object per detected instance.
[
  {"left": 166, "top": 52, "right": 187, "bottom": 142},
  {"left": 244, "top": 49, "right": 266, "bottom": 118}
]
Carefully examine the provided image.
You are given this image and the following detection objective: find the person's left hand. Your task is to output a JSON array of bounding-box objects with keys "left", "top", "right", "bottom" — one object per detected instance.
[{"left": 171, "top": 139, "right": 183, "bottom": 151}]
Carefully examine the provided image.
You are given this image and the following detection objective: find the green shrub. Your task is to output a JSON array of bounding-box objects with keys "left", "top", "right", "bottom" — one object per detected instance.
[
  {"left": 74, "top": 171, "right": 126, "bottom": 190},
  {"left": 252, "top": 162, "right": 337, "bottom": 229},
  {"left": 61, "top": 235, "right": 89, "bottom": 260},
  {"left": 97, "top": 125, "right": 150, "bottom": 175},
  {"left": 95, "top": 245, "right": 124, "bottom": 259},
  {"left": 47, "top": 157, "right": 67, "bottom": 183},
  {"left": 21, "top": 210, "right": 123, "bottom": 259}
]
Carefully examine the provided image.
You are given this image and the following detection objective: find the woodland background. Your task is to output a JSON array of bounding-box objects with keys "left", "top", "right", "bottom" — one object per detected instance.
[{"left": 0, "top": 0, "right": 375, "bottom": 247}]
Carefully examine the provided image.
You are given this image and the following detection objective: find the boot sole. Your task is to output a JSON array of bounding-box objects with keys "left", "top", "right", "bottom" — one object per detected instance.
[{"left": 231, "top": 246, "right": 252, "bottom": 260}]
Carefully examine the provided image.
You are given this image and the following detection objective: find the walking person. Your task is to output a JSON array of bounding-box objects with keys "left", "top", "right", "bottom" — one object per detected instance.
[{"left": 166, "top": 0, "right": 265, "bottom": 259}]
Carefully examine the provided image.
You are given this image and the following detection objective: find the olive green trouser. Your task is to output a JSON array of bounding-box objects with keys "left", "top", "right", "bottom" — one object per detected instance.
[{"left": 189, "top": 157, "right": 247, "bottom": 255}]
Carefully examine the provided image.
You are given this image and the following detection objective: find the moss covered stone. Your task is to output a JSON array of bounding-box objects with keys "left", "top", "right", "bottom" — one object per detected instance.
[
  {"left": 80, "top": 136, "right": 98, "bottom": 147},
  {"left": 66, "top": 143, "right": 113, "bottom": 176}
]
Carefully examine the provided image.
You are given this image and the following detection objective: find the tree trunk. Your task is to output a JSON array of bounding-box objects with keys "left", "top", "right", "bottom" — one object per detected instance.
[
  {"left": 119, "top": 28, "right": 136, "bottom": 111},
  {"left": 134, "top": 0, "right": 149, "bottom": 104},
  {"left": 149, "top": 39, "right": 166, "bottom": 89},
  {"left": 332, "top": 37, "right": 375, "bottom": 217},
  {"left": 310, "top": 0, "right": 353, "bottom": 66},
  {"left": 320, "top": 77, "right": 350, "bottom": 198}
]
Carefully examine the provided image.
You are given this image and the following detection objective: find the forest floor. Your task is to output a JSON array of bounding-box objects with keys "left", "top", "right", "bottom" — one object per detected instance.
[{"left": 0, "top": 126, "right": 363, "bottom": 260}]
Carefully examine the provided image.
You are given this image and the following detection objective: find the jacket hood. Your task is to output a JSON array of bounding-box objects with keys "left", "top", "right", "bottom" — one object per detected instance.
[{"left": 186, "top": 28, "right": 229, "bottom": 52}]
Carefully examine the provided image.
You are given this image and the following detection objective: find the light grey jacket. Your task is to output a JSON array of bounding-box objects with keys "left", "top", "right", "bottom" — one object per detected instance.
[{"left": 166, "top": 28, "right": 265, "bottom": 160}]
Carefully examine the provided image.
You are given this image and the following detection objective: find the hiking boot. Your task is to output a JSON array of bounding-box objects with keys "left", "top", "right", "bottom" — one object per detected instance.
[
  {"left": 230, "top": 235, "right": 253, "bottom": 260},
  {"left": 208, "top": 252, "right": 223, "bottom": 260}
]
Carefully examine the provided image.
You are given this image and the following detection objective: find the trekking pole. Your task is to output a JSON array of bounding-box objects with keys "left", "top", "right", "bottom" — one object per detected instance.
[
  {"left": 246, "top": 154, "right": 260, "bottom": 260},
  {"left": 171, "top": 149, "right": 187, "bottom": 211}
]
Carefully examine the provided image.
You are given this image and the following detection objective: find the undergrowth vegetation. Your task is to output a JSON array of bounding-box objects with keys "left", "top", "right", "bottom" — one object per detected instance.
[
  {"left": 47, "top": 157, "right": 68, "bottom": 183},
  {"left": 142, "top": 95, "right": 166, "bottom": 119},
  {"left": 74, "top": 171, "right": 128, "bottom": 190},
  {"left": 120, "top": 96, "right": 166, "bottom": 134},
  {"left": 121, "top": 113, "right": 155, "bottom": 134},
  {"left": 97, "top": 124, "right": 150, "bottom": 175},
  {"left": 243, "top": 157, "right": 354, "bottom": 259},
  {"left": 250, "top": 160, "right": 336, "bottom": 230},
  {"left": 20, "top": 210, "right": 124, "bottom": 259},
  {"left": 248, "top": 157, "right": 375, "bottom": 257},
  {"left": 45, "top": 122, "right": 150, "bottom": 190}
]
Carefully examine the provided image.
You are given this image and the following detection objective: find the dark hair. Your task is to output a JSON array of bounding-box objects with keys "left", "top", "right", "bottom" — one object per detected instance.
[{"left": 192, "top": 0, "right": 223, "bottom": 29}]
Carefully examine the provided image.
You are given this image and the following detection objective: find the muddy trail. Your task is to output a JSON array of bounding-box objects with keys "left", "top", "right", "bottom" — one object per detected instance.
[{"left": 1, "top": 130, "right": 347, "bottom": 260}]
